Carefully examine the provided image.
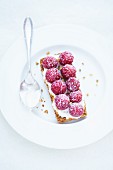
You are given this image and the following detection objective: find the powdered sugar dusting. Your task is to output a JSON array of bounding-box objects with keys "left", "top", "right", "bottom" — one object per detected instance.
[
  {"left": 55, "top": 94, "right": 69, "bottom": 110},
  {"left": 41, "top": 52, "right": 86, "bottom": 119},
  {"left": 42, "top": 56, "right": 58, "bottom": 69},
  {"left": 69, "top": 103, "right": 84, "bottom": 117},
  {"left": 69, "top": 90, "right": 82, "bottom": 102},
  {"left": 51, "top": 80, "right": 67, "bottom": 95},
  {"left": 59, "top": 51, "right": 74, "bottom": 65},
  {"left": 45, "top": 68, "right": 61, "bottom": 83},
  {"left": 66, "top": 77, "right": 80, "bottom": 91},
  {"left": 61, "top": 64, "right": 76, "bottom": 79}
]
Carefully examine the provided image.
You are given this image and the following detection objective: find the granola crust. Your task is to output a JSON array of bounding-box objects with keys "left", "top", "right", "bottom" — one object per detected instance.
[{"left": 40, "top": 58, "right": 87, "bottom": 123}]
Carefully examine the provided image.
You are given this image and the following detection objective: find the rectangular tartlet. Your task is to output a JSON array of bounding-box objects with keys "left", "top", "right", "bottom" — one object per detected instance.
[{"left": 40, "top": 57, "right": 87, "bottom": 123}]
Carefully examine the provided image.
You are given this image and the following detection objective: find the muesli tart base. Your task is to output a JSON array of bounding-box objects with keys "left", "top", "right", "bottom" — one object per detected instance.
[{"left": 40, "top": 58, "right": 87, "bottom": 123}]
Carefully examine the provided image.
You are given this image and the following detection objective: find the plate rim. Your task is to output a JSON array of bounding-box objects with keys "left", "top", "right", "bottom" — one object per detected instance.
[{"left": 0, "top": 24, "right": 113, "bottom": 149}]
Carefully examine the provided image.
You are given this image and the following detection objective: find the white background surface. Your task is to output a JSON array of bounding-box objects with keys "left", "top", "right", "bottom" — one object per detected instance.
[{"left": 0, "top": 0, "right": 113, "bottom": 169}]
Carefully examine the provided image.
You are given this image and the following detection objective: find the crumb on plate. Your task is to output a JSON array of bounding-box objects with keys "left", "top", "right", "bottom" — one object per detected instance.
[
  {"left": 54, "top": 53, "right": 61, "bottom": 55},
  {"left": 96, "top": 80, "right": 99, "bottom": 86},
  {"left": 44, "top": 110, "right": 48, "bottom": 114},
  {"left": 36, "top": 62, "right": 39, "bottom": 65},
  {"left": 46, "top": 51, "right": 50, "bottom": 55},
  {"left": 82, "top": 62, "right": 84, "bottom": 65},
  {"left": 42, "top": 104, "right": 44, "bottom": 107},
  {"left": 86, "top": 93, "right": 89, "bottom": 96},
  {"left": 79, "top": 69, "right": 81, "bottom": 72},
  {"left": 39, "top": 99, "right": 43, "bottom": 102}
]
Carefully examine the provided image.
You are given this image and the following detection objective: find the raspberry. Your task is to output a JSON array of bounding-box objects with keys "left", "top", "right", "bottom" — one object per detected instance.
[
  {"left": 69, "top": 103, "right": 84, "bottom": 117},
  {"left": 66, "top": 77, "right": 80, "bottom": 92},
  {"left": 59, "top": 51, "right": 74, "bottom": 65},
  {"left": 51, "top": 80, "right": 67, "bottom": 95},
  {"left": 46, "top": 68, "right": 61, "bottom": 83},
  {"left": 61, "top": 64, "right": 76, "bottom": 79},
  {"left": 69, "top": 90, "right": 82, "bottom": 102},
  {"left": 55, "top": 94, "right": 69, "bottom": 110},
  {"left": 42, "top": 56, "right": 58, "bottom": 69}
]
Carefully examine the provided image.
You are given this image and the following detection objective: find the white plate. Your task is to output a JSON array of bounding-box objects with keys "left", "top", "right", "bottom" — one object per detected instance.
[{"left": 0, "top": 24, "right": 113, "bottom": 149}]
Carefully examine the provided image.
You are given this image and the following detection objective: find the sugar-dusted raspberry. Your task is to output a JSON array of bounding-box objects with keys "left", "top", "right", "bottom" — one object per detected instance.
[
  {"left": 61, "top": 64, "right": 76, "bottom": 79},
  {"left": 69, "top": 103, "right": 84, "bottom": 117},
  {"left": 66, "top": 77, "right": 80, "bottom": 92},
  {"left": 51, "top": 80, "right": 67, "bottom": 95},
  {"left": 55, "top": 94, "right": 69, "bottom": 110},
  {"left": 69, "top": 90, "right": 82, "bottom": 102},
  {"left": 59, "top": 51, "right": 74, "bottom": 65},
  {"left": 42, "top": 56, "right": 58, "bottom": 69},
  {"left": 45, "top": 68, "right": 61, "bottom": 83}
]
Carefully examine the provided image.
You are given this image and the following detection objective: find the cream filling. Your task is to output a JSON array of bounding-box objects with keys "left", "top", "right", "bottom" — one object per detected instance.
[{"left": 42, "top": 68, "right": 85, "bottom": 119}]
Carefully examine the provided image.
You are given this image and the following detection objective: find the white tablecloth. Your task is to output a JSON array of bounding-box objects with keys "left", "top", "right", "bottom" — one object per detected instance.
[{"left": 0, "top": 0, "right": 113, "bottom": 169}]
